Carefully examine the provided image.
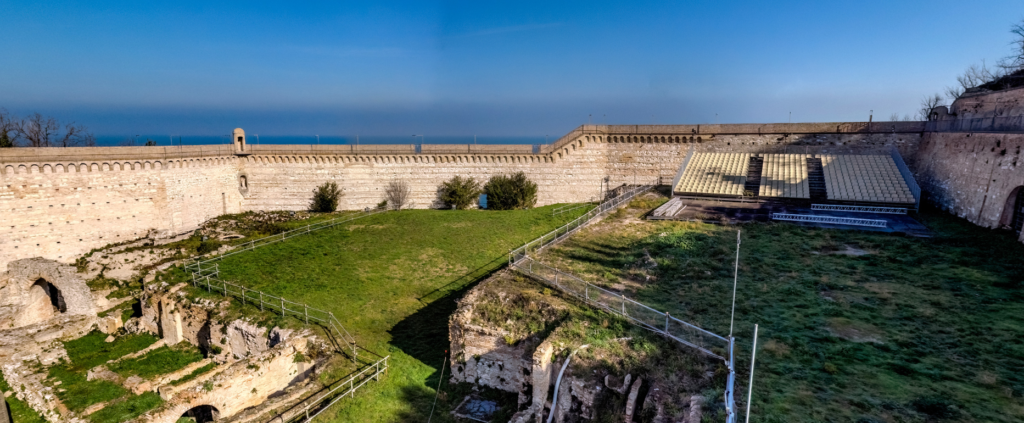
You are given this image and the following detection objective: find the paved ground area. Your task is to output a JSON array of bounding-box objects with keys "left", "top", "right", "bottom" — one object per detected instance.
[{"left": 650, "top": 197, "right": 931, "bottom": 236}]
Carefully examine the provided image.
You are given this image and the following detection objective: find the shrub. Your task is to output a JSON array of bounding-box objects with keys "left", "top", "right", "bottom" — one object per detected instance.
[
  {"left": 309, "top": 181, "right": 342, "bottom": 212},
  {"left": 438, "top": 176, "right": 482, "bottom": 210},
  {"left": 384, "top": 180, "right": 411, "bottom": 210},
  {"left": 484, "top": 172, "right": 537, "bottom": 210}
]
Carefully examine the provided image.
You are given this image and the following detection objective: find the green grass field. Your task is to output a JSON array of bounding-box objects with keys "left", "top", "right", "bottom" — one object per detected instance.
[
  {"left": 192, "top": 206, "right": 591, "bottom": 422},
  {"left": 537, "top": 197, "right": 1024, "bottom": 422}
]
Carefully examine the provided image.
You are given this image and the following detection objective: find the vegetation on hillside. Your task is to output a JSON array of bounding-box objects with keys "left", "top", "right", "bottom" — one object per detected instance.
[
  {"left": 161, "top": 205, "right": 590, "bottom": 422},
  {"left": 536, "top": 195, "right": 1024, "bottom": 423}
]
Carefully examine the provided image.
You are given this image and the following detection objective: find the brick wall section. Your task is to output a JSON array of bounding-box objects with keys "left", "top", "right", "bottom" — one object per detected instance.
[
  {"left": 0, "top": 124, "right": 925, "bottom": 272},
  {"left": 913, "top": 131, "right": 1024, "bottom": 241}
]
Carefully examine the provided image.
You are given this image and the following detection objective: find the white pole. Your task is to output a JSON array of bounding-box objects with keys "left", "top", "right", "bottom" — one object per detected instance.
[
  {"left": 745, "top": 324, "right": 759, "bottom": 423},
  {"left": 729, "top": 229, "right": 741, "bottom": 337}
]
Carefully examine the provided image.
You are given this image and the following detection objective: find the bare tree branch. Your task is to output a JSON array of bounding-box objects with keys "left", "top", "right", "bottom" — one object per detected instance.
[
  {"left": 384, "top": 180, "right": 411, "bottom": 210},
  {"left": 919, "top": 93, "right": 944, "bottom": 121},
  {"left": 998, "top": 20, "right": 1024, "bottom": 72},
  {"left": 10, "top": 112, "right": 96, "bottom": 147},
  {"left": 17, "top": 113, "right": 60, "bottom": 147}
]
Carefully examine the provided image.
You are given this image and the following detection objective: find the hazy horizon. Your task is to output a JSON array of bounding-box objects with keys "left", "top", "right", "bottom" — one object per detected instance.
[{"left": 2, "top": 0, "right": 1020, "bottom": 137}]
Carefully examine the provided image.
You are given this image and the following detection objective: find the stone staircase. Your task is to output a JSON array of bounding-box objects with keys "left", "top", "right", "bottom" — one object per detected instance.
[
  {"left": 806, "top": 157, "right": 828, "bottom": 200},
  {"left": 744, "top": 155, "right": 764, "bottom": 197}
]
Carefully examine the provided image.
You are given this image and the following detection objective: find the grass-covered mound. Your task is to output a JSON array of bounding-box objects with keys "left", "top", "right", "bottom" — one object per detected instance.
[
  {"left": 169, "top": 206, "right": 592, "bottom": 422},
  {"left": 537, "top": 196, "right": 1024, "bottom": 422}
]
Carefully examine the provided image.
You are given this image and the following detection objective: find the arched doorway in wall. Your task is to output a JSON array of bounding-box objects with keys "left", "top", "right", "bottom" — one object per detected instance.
[
  {"left": 999, "top": 186, "right": 1024, "bottom": 234},
  {"left": 180, "top": 405, "right": 220, "bottom": 423},
  {"left": 22, "top": 278, "right": 67, "bottom": 324},
  {"left": 34, "top": 278, "right": 66, "bottom": 313}
]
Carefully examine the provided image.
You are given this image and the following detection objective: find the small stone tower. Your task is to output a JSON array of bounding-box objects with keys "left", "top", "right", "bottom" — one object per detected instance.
[{"left": 233, "top": 128, "right": 247, "bottom": 154}]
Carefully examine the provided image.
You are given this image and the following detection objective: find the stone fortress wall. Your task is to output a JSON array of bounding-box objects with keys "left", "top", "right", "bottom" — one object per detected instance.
[
  {"left": 914, "top": 84, "right": 1024, "bottom": 237},
  {"left": 5, "top": 112, "right": 1022, "bottom": 273}
]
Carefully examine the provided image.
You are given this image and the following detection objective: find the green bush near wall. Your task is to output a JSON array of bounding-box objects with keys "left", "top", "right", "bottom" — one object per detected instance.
[{"left": 484, "top": 172, "right": 537, "bottom": 210}]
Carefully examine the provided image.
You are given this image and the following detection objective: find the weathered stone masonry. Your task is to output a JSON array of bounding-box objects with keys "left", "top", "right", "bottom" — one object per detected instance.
[{"left": 0, "top": 122, "right": 927, "bottom": 272}]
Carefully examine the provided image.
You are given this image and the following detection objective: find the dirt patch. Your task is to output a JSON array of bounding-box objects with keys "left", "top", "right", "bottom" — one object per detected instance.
[{"left": 826, "top": 318, "right": 885, "bottom": 344}]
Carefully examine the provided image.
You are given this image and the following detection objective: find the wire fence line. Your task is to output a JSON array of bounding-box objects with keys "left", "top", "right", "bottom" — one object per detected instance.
[
  {"left": 509, "top": 183, "right": 655, "bottom": 265},
  {"left": 178, "top": 207, "right": 395, "bottom": 422},
  {"left": 551, "top": 203, "right": 594, "bottom": 216},
  {"left": 513, "top": 257, "right": 728, "bottom": 359},
  {"left": 184, "top": 263, "right": 359, "bottom": 360},
  {"left": 506, "top": 182, "right": 739, "bottom": 423},
  {"left": 272, "top": 355, "right": 391, "bottom": 423},
  {"left": 190, "top": 207, "right": 386, "bottom": 269},
  {"left": 511, "top": 257, "right": 740, "bottom": 423}
]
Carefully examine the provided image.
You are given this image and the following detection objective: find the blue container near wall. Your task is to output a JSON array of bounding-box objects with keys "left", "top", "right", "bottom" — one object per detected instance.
[{"left": 479, "top": 194, "right": 487, "bottom": 209}]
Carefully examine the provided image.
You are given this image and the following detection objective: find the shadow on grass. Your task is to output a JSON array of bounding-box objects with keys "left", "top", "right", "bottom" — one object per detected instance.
[
  {"left": 391, "top": 281, "right": 477, "bottom": 377},
  {"left": 417, "top": 255, "right": 507, "bottom": 304}
]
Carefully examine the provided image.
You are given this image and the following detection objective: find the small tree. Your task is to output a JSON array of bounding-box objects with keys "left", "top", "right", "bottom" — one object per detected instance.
[
  {"left": 0, "top": 109, "right": 15, "bottom": 148},
  {"left": 309, "top": 181, "right": 342, "bottom": 212},
  {"left": 484, "top": 172, "right": 538, "bottom": 210},
  {"left": 439, "top": 176, "right": 482, "bottom": 210},
  {"left": 384, "top": 179, "right": 411, "bottom": 210}
]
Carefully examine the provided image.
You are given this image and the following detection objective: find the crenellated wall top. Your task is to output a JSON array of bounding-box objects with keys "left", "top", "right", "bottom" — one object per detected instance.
[{"left": 0, "top": 121, "right": 926, "bottom": 166}]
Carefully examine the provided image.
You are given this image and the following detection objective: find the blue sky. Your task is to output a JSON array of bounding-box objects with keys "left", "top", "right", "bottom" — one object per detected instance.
[{"left": 1, "top": 0, "right": 1020, "bottom": 136}]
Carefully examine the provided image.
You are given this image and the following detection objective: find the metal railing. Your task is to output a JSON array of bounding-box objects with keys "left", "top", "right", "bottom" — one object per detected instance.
[
  {"left": 889, "top": 147, "right": 921, "bottom": 211},
  {"left": 510, "top": 183, "right": 654, "bottom": 265},
  {"left": 511, "top": 257, "right": 737, "bottom": 423},
  {"left": 184, "top": 263, "right": 358, "bottom": 362},
  {"left": 513, "top": 257, "right": 728, "bottom": 359},
  {"left": 275, "top": 355, "right": 390, "bottom": 423},
  {"left": 771, "top": 213, "right": 887, "bottom": 228},
  {"left": 507, "top": 181, "right": 737, "bottom": 423},
  {"left": 189, "top": 207, "right": 385, "bottom": 269},
  {"left": 551, "top": 203, "right": 594, "bottom": 216},
  {"left": 811, "top": 204, "right": 907, "bottom": 214}
]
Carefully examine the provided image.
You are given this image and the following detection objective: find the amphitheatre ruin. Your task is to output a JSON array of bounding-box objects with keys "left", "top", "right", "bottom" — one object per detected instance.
[{"left": 1, "top": 75, "right": 1024, "bottom": 423}]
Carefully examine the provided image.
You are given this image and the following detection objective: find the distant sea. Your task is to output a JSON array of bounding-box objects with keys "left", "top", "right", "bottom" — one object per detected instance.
[{"left": 94, "top": 135, "right": 550, "bottom": 147}]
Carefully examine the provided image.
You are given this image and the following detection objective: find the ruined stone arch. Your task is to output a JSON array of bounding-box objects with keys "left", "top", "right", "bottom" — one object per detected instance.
[
  {"left": 42, "top": 164, "right": 52, "bottom": 173},
  {"left": 176, "top": 404, "right": 220, "bottom": 423},
  {"left": 54, "top": 164, "right": 65, "bottom": 173},
  {"left": 6, "top": 259, "right": 94, "bottom": 328},
  {"left": 999, "top": 186, "right": 1024, "bottom": 234},
  {"left": 89, "top": 163, "right": 99, "bottom": 171}
]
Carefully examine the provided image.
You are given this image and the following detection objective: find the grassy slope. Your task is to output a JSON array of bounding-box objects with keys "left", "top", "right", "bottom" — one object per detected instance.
[
  {"left": 49, "top": 331, "right": 159, "bottom": 412},
  {"left": 207, "top": 206, "right": 590, "bottom": 422},
  {"left": 539, "top": 199, "right": 1024, "bottom": 422}
]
